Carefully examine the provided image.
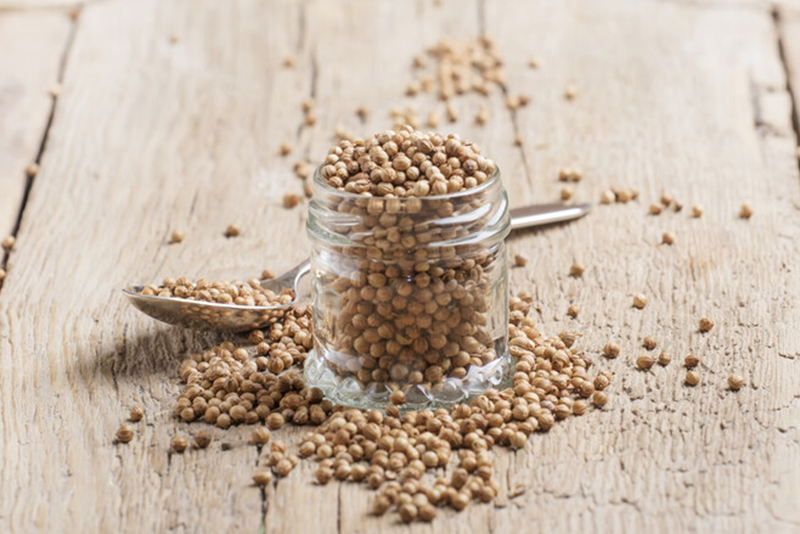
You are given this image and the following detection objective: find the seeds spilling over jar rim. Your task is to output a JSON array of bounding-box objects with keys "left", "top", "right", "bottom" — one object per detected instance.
[{"left": 319, "top": 125, "right": 496, "bottom": 198}]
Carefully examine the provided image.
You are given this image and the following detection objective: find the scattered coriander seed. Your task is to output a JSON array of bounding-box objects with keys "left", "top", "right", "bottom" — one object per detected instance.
[
  {"left": 129, "top": 406, "right": 144, "bottom": 422},
  {"left": 2, "top": 235, "right": 15, "bottom": 251},
  {"left": 26, "top": 162, "right": 40, "bottom": 177},
  {"left": 475, "top": 106, "right": 490, "bottom": 125},
  {"left": 171, "top": 435, "right": 188, "bottom": 453},
  {"left": 301, "top": 98, "right": 315, "bottom": 112},
  {"left": 600, "top": 190, "right": 616, "bottom": 204},
  {"left": 389, "top": 389, "right": 407, "bottom": 406},
  {"left": 253, "top": 470, "right": 273, "bottom": 486},
  {"left": 513, "top": 253, "right": 529, "bottom": 267},
  {"left": 527, "top": 57, "right": 539, "bottom": 68},
  {"left": 426, "top": 111, "right": 440, "bottom": 128},
  {"left": 194, "top": 430, "right": 212, "bottom": 449},
  {"left": 558, "top": 167, "right": 583, "bottom": 182},
  {"left": 691, "top": 204, "right": 703, "bottom": 218},
  {"left": 446, "top": 102, "right": 458, "bottom": 122},
  {"left": 633, "top": 294, "right": 648, "bottom": 309},
  {"left": 567, "top": 305, "right": 579, "bottom": 318},
  {"left": 592, "top": 391, "right": 608, "bottom": 407},
  {"left": 569, "top": 263, "right": 584, "bottom": 277},
  {"left": 261, "top": 269, "right": 275, "bottom": 280},
  {"left": 168, "top": 32, "right": 181, "bottom": 44},
  {"left": 593, "top": 374, "right": 610, "bottom": 391},
  {"left": 294, "top": 161, "right": 311, "bottom": 179},
  {"left": 684, "top": 354, "right": 700, "bottom": 368},
  {"left": 518, "top": 94, "right": 530, "bottom": 106},
  {"left": 513, "top": 136, "right": 523, "bottom": 146},
  {"left": 685, "top": 370, "right": 700, "bottom": 386},
  {"left": 662, "top": 231, "right": 675, "bottom": 245},
  {"left": 739, "top": 203, "right": 753, "bottom": 219},
  {"left": 266, "top": 412, "right": 285, "bottom": 429},
  {"left": 642, "top": 336, "right": 657, "bottom": 350},
  {"left": 49, "top": 83, "right": 62, "bottom": 97},
  {"left": 603, "top": 342, "right": 620, "bottom": 358},
  {"left": 564, "top": 84, "right": 577, "bottom": 100},
  {"left": 617, "top": 189, "right": 634, "bottom": 203},
  {"left": 728, "top": 373, "right": 745, "bottom": 391},
  {"left": 283, "top": 192, "right": 301, "bottom": 209},
  {"left": 224, "top": 224, "right": 241, "bottom": 238},
  {"left": 303, "top": 182, "right": 313, "bottom": 198},
  {"left": 636, "top": 354, "right": 655, "bottom": 370},
  {"left": 0, "top": 268, "right": 6, "bottom": 281},
  {"left": 573, "top": 399, "right": 588, "bottom": 415},
  {"left": 279, "top": 143, "right": 293, "bottom": 156},
  {"left": 252, "top": 426, "right": 271, "bottom": 445},
  {"left": 649, "top": 203, "right": 662, "bottom": 215},
  {"left": 282, "top": 55, "right": 296, "bottom": 67},
  {"left": 699, "top": 317, "right": 714, "bottom": 332},
  {"left": 657, "top": 352, "right": 672, "bottom": 366},
  {"left": 169, "top": 229, "right": 185, "bottom": 244},
  {"left": 418, "top": 503, "right": 437, "bottom": 522},
  {"left": 398, "top": 503, "right": 418, "bottom": 523},
  {"left": 116, "top": 424, "right": 134, "bottom": 443},
  {"left": 660, "top": 193, "right": 673, "bottom": 206},
  {"left": 275, "top": 458, "right": 294, "bottom": 477},
  {"left": 560, "top": 186, "right": 574, "bottom": 201},
  {"left": 672, "top": 200, "right": 683, "bottom": 212},
  {"left": 372, "top": 495, "right": 391, "bottom": 516},
  {"left": 304, "top": 114, "right": 317, "bottom": 126},
  {"left": 356, "top": 106, "right": 369, "bottom": 120}
]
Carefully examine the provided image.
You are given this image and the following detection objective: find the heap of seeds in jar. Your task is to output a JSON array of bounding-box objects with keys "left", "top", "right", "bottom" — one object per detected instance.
[
  {"left": 138, "top": 276, "right": 293, "bottom": 306},
  {"left": 315, "top": 126, "right": 505, "bottom": 397}
]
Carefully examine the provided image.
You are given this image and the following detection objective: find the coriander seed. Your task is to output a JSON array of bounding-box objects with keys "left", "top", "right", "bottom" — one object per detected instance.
[
  {"left": 591, "top": 391, "right": 607, "bottom": 407},
  {"left": 2, "top": 235, "right": 15, "bottom": 251},
  {"left": 691, "top": 204, "right": 703, "bottom": 218},
  {"left": 389, "top": 390, "right": 407, "bottom": 406},
  {"left": 636, "top": 354, "right": 655, "bottom": 370},
  {"left": 252, "top": 426, "right": 271, "bottom": 445},
  {"left": 685, "top": 370, "right": 700, "bottom": 386},
  {"left": 513, "top": 253, "right": 529, "bottom": 267},
  {"left": 169, "top": 229, "right": 185, "bottom": 244},
  {"left": 194, "top": 430, "right": 212, "bottom": 449},
  {"left": 633, "top": 294, "right": 647, "bottom": 309},
  {"left": 662, "top": 231, "right": 675, "bottom": 245},
  {"left": 642, "top": 336, "right": 656, "bottom": 350},
  {"left": 0, "top": 268, "right": 6, "bottom": 281},
  {"left": 372, "top": 495, "right": 391, "bottom": 516},
  {"left": 418, "top": 503, "right": 437, "bottom": 522},
  {"left": 564, "top": 84, "right": 577, "bottom": 100},
  {"left": 279, "top": 143, "right": 292, "bottom": 156},
  {"left": 282, "top": 55, "right": 296, "bottom": 67},
  {"left": 684, "top": 354, "right": 699, "bottom": 368},
  {"left": 26, "top": 162, "right": 39, "bottom": 177},
  {"left": 569, "top": 263, "right": 584, "bottom": 277},
  {"left": 560, "top": 186, "right": 574, "bottom": 201},
  {"left": 253, "top": 470, "right": 273, "bottom": 486},
  {"left": 600, "top": 190, "right": 616, "bottom": 204},
  {"left": 283, "top": 192, "right": 301, "bottom": 209},
  {"left": 129, "top": 405, "right": 144, "bottom": 422},
  {"left": 649, "top": 204, "right": 662, "bottom": 215},
  {"left": 699, "top": 317, "right": 714, "bottom": 332},
  {"left": 657, "top": 352, "right": 672, "bottom": 366},
  {"left": 603, "top": 342, "right": 620, "bottom": 358},
  {"left": 224, "top": 224, "right": 241, "bottom": 238},
  {"left": 116, "top": 424, "right": 134, "bottom": 443},
  {"left": 728, "top": 373, "right": 745, "bottom": 391},
  {"left": 567, "top": 305, "right": 579, "bottom": 318},
  {"left": 266, "top": 412, "right": 285, "bottom": 429},
  {"left": 739, "top": 203, "right": 753, "bottom": 219},
  {"left": 528, "top": 57, "right": 539, "bottom": 68},
  {"left": 171, "top": 435, "right": 188, "bottom": 453}
]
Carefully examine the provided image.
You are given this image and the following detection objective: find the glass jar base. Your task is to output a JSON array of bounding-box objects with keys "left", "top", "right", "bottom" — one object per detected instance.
[{"left": 303, "top": 346, "right": 512, "bottom": 412}]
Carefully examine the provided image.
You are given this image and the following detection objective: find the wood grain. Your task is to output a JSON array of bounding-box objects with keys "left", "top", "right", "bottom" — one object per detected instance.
[
  {"left": 1, "top": 0, "right": 800, "bottom": 532},
  {"left": 0, "top": 10, "right": 71, "bottom": 239}
]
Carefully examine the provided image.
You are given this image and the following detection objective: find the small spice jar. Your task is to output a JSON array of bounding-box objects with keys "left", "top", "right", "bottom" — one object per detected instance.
[{"left": 305, "top": 162, "right": 511, "bottom": 410}]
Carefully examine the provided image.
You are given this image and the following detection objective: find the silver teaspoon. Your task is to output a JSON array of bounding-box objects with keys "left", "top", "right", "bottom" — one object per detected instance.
[{"left": 123, "top": 202, "right": 590, "bottom": 332}]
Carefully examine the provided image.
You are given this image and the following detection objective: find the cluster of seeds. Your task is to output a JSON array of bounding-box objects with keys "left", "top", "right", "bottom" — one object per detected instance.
[
  {"left": 138, "top": 276, "right": 292, "bottom": 307},
  {"left": 599, "top": 187, "right": 639, "bottom": 205}
]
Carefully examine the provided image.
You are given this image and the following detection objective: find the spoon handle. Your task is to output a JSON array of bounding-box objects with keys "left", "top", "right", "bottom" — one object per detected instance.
[{"left": 509, "top": 203, "right": 591, "bottom": 231}]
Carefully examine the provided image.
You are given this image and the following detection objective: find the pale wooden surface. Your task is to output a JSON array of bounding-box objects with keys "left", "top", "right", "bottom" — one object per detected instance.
[
  {"left": 1, "top": 0, "right": 800, "bottom": 533},
  {"left": 0, "top": 9, "right": 72, "bottom": 238}
]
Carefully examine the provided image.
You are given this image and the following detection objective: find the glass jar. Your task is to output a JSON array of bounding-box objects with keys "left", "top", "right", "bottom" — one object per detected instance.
[{"left": 305, "top": 166, "right": 511, "bottom": 410}]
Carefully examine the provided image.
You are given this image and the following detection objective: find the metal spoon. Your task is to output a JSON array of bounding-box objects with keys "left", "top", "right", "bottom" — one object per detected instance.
[{"left": 123, "top": 202, "right": 591, "bottom": 332}]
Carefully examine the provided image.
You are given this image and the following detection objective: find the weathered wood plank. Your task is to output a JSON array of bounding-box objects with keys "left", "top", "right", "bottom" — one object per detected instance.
[
  {"left": 0, "top": 10, "right": 71, "bottom": 240},
  {"left": 1, "top": 0, "right": 800, "bottom": 533}
]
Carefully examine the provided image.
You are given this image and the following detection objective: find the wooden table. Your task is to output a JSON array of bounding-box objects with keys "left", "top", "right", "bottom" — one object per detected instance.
[{"left": 2, "top": 0, "right": 800, "bottom": 532}]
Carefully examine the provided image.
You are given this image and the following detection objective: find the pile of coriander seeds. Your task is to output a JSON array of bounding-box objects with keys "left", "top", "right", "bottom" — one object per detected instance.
[{"left": 310, "top": 125, "right": 509, "bottom": 405}]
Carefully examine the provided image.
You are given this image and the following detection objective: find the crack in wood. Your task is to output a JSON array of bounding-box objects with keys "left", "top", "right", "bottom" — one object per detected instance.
[{"left": 773, "top": 6, "right": 800, "bottom": 178}]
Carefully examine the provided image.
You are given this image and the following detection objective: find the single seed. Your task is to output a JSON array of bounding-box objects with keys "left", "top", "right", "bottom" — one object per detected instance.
[
  {"left": 116, "top": 424, "right": 134, "bottom": 443},
  {"left": 698, "top": 317, "right": 714, "bottom": 332},
  {"left": 685, "top": 370, "right": 700, "bottom": 386},
  {"left": 171, "top": 435, "right": 188, "bottom": 453},
  {"left": 513, "top": 136, "right": 523, "bottom": 146},
  {"left": 527, "top": 57, "right": 539, "bottom": 68},
  {"left": 660, "top": 193, "right": 673, "bottom": 206},
  {"left": 48, "top": 83, "right": 62, "bottom": 97},
  {"left": 513, "top": 253, "right": 529, "bottom": 267},
  {"left": 253, "top": 470, "right": 273, "bottom": 486},
  {"left": 294, "top": 161, "right": 311, "bottom": 179},
  {"left": 657, "top": 352, "right": 672, "bottom": 366},
  {"left": 592, "top": 391, "right": 607, "bottom": 407},
  {"left": 279, "top": 143, "right": 293, "bottom": 156},
  {"left": 169, "top": 33, "right": 180, "bottom": 44},
  {"left": 389, "top": 389, "right": 407, "bottom": 406},
  {"left": 0, "top": 268, "right": 6, "bottom": 281},
  {"left": 475, "top": 106, "right": 490, "bottom": 125},
  {"left": 617, "top": 189, "right": 634, "bottom": 203},
  {"left": 684, "top": 354, "right": 699, "bottom": 368},
  {"left": 633, "top": 294, "right": 647, "bottom": 309},
  {"left": 662, "top": 232, "right": 675, "bottom": 245},
  {"left": 129, "top": 406, "right": 144, "bottom": 422},
  {"left": 728, "top": 373, "right": 745, "bottom": 391},
  {"left": 283, "top": 192, "right": 301, "bottom": 209},
  {"left": 739, "top": 203, "right": 753, "bottom": 219},
  {"left": 2, "top": 235, "right": 15, "bottom": 251},
  {"left": 419, "top": 503, "right": 437, "bottom": 522},
  {"left": 355, "top": 107, "right": 369, "bottom": 120},
  {"left": 603, "top": 342, "right": 620, "bottom": 358},
  {"left": 564, "top": 84, "right": 577, "bottom": 100},
  {"left": 305, "top": 114, "right": 316, "bottom": 126},
  {"left": 600, "top": 190, "right": 616, "bottom": 204},
  {"left": 275, "top": 458, "right": 294, "bottom": 477},
  {"left": 636, "top": 354, "right": 655, "bottom": 370},
  {"left": 224, "top": 224, "right": 241, "bottom": 238},
  {"left": 426, "top": 111, "right": 440, "bottom": 128},
  {"left": 642, "top": 336, "right": 657, "bottom": 350},
  {"left": 649, "top": 203, "right": 662, "bottom": 215},
  {"left": 371, "top": 495, "right": 391, "bottom": 516},
  {"left": 567, "top": 305, "right": 579, "bottom": 318},
  {"left": 282, "top": 55, "right": 296, "bottom": 67},
  {"left": 266, "top": 412, "right": 285, "bottom": 429},
  {"left": 691, "top": 204, "right": 703, "bottom": 218},
  {"left": 560, "top": 186, "right": 574, "bottom": 201},
  {"left": 169, "top": 229, "right": 185, "bottom": 244},
  {"left": 252, "top": 426, "right": 271, "bottom": 445},
  {"left": 194, "top": 430, "right": 212, "bottom": 449},
  {"left": 399, "top": 503, "right": 418, "bottom": 523},
  {"left": 26, "top": 162, "right": 40, "bottom": 177},
  {"left": 569, "top": 263, "right": 584, "bottom": 277}
]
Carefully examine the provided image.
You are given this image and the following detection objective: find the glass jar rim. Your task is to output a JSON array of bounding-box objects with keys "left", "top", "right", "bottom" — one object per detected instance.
[{"left": 312, "top": 164, "right": 502, "bottom": 201}]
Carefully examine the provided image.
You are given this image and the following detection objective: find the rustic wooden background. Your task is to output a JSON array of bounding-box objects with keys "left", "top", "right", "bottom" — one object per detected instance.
[{"left": 2, "top": 0, "right": 800, "bottom": 532}]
